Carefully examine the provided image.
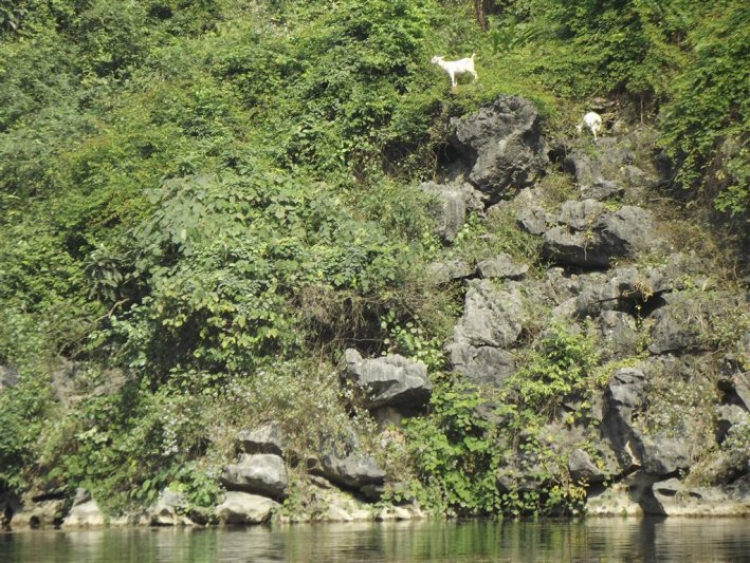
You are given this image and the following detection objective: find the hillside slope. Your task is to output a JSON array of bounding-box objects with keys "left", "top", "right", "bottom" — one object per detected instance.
[{"left": 0, "top": 0, "right": 748, "bottom": 526}]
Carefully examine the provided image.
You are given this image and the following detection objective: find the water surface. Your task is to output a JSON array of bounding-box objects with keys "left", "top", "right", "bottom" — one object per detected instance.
[{"left": 2, "top": 517, "right": 750, "bottom": 562}]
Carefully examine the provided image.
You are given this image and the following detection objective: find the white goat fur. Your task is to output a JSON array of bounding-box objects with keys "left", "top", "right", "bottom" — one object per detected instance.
[
  {"left": 431, "top": 54, "right": 478, "bottom": 88},
  {"left": 576, "top": 111, "right": 603, "bottom": 139}
]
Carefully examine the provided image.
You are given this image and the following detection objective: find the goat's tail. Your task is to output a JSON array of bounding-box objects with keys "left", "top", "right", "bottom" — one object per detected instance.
[{"left": 471, "top": 52, "right": 476, "bottom": 60}]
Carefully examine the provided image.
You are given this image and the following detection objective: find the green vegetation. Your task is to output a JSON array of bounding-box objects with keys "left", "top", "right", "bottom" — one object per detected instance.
[{"left": 0, "top": 0, "right": 746, "bottom": 517}]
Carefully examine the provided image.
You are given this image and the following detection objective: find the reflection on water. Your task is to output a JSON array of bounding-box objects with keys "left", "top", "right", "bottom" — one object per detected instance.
[{"left": 2, "top": 517, "right": 750, "bottom": 562}]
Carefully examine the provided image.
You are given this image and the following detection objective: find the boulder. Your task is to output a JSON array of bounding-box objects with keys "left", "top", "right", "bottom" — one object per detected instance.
[
  {"left": 428, "top": 259, "right": 475, "bottom": 285},
  {"left": 10, "top": 492, "right": 65, "bottom": 529},
  {"left": 564, "top": 150, "right": 601, "bottom": 186},
  {"left": 601, "top": 367, "right": 692, "bottom": 476},
  {"left": 601, "top": 368, "right": 647, "bottom": 472},
  {"left": 598, "top": 310, "right": 639, "bottom": 359},
  {"left": 307, "top": 433, "right": 386, "bottom": 500},
  {"left": 719, "top": 352, "right": 750, "bottom": 411},
  {"left": 62, "top": 498, "right": 105, "bottom": 527},
  {"left": 651, "top": 476, "right": 750, "bottom": 516},
  {"left": 149, "top": 489, "right": 190, "bottom": 526},
  {"left": 580, "top": 179, "right": 625, "bottom": 201},
  {"left": 446, "top": 280, "right": 526, "bottom": 387},
  {"left": 447, "top": 344, "right": 516, "bottom": 388},
  {"left": 308, "top": 485, "right": 373, "bottom": 523},
  {"left": 597, "top": 205, "right": 659, "bottom": 257},
  {"left": 420, "top": 181, "right": 484, "bottom": 242},
  {"left": 586, "top": 471, "right": 662, "bottom": 516},
  {"left": 450, "top": 95, "right": 547, "bottom": 202},
  {"left": 477, "top": 253, "right": 529, "bottom": 280},
  {"left": 216, "top": 492, "right": 279, "bottom": 525},
  {"left": 375, "top": 504, "right": 427, "bottom": 521},
  {"left": 516, "top": 204, "right": 550, "bottom": 235},
  {"left": 315, "top": 451, "right": 386, "bottom": 499},
  {"left": 220, "top": 453, "right": 289, "bottom": 500},
  {"left": 715, "top": 405, "right": 748, "bottom": 445},
  {"left": 344, "top": 349, "right": 432, "bottom": 414},
  {"left": 542, "top": 203, "right": 659, "bottom": 268},
  {"left": 568, "top": 449, "right": 607, "bottom": 484},
  {"left": 647, "top": 291, "right": 743, "bottom": 355},
  {"left": 238, "top": 422, "right": 286, "bottom": 456}
]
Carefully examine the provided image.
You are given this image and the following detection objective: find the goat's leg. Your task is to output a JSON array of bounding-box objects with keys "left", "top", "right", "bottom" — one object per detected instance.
[{"left": 470, "top": 70, "right": 478, "bottom": 82}]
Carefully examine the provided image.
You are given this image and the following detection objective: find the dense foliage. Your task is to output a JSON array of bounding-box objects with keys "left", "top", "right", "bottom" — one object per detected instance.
[{"left": 0, "top": 0, "right": 746, "bottom": 514}]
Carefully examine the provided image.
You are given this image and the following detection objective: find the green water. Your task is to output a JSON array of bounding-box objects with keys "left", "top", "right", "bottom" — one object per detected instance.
[{"left": 2, "top": 518, "right": 750, "bottom": 562}]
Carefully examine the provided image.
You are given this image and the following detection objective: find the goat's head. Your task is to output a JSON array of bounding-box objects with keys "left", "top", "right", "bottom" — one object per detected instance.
[{"left": 430, "top": 56, "right": 444, "bottom": 64}]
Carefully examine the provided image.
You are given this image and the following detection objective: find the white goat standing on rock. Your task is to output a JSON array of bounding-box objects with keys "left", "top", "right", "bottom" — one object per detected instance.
[
  {"left": 431, "top": 54, "right": 478, "bottom": 88},
  {"left": 576, "top": 111, "right": 603, "bottom": 140}
]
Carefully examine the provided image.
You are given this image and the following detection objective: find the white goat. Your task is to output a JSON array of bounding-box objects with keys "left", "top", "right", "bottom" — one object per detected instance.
[
  {"left": 431, "top": 54, "right": 478, "bottom": 88},
  {"left": 576, "top": 111, "right": 603, "bottom": 140}
]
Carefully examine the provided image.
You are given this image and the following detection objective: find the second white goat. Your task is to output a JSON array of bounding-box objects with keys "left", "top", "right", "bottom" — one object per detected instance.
[
  {"left": 576, "top": 111, "right": 603, "bottom": 139},
  {"left": 431, "top": 54, "right": 478, "bottom": 88}
]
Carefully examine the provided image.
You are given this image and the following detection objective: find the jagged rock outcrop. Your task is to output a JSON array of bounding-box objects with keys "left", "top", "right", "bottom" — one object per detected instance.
[
  {"left": 220, "top": 453, "right": 289, "bottom": 500},
  {"left": 308, "top": 431, "right": 386, "bottom": 500},
  {"left": 446, "top": 279, "right": 527, "bottom": 388},
  {"left": 601, "top": 367, "right": 694, "bottom": 477},
  {"left": 343, "top": 349, "right": 432, "bottom": 414},
  {"left": 428, "top": 259, "right": 475, "bottom": 285},
  {"left": 450, "top": 95, "right": 548, "bottom": 202},
  {"left": 420, "top": 181, "right": 484, "bottom": 242},
  {"left": 238, "top": 422, "right": 287, "bottom": 457},
  {"left": 313, "top": 451, "right": 386, "bottom": 500},
  {"left": 477, "top": 253, "right": 529, "bottom": 280},
  {"left": 542, "top": 201, "right": 661, "bottom": 268}
]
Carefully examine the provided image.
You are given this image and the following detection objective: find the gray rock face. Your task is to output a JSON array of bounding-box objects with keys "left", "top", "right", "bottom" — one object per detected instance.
[
  {"left": 317, "top": 452, "right": 386, "bottom": 492},
  {"left": 238, "top": 422, "right": 286, "bottom": 456},
  {"left": 428, "top": 259, "right": 475, "bottom": 285},
  {"left": 568, "top": 449, "right": 607, "bottom": 484},
  {"left": 477, "top": 253, "right": 529, "bottom": 280},
  {"left": 221, "top": 453, "right": 289, "bottom": 500},
  {"left": 651, "top": 476, "right": 750, "bottom": 516},
  {"left": 446, "top": 280, "right": 526, "bottom": 387},
  {"left": 598, "top": 311, "right": 639, "bottom": 359},
  {"left": 216, "top": 492, "right": 279, "bottom": 525},
  {"left": 580, "top": 179, "right": 625, "bottom": 201},
  {"left": 516, "top": 204, "right": 550, "bottom": 235},
  {"left": 9, "top": 494, "right": 65, "bottom": 529},
  {"left": 420, "top": 181, "right": 484, "bottom": 242},
  {"left": 150, "top": 489, "right": 189, "bottom": 526},
  {"left": 647, "top": 292, "right": 722, "bottom": 355},
  {"left": 601, "top": 367, "right": 691, "bottom": 476},
  {"left": 344, "top": 349, "right": 432, "bottom": 413},
  {"left": 601, "top": 368, "right": 647, "bottom": 471},
  {"left": 452, "top": 280, "right": 526, "bottom": 349},
  {"left": 62, "top": 498, "right": 105, "bottom": 527},
  {"left": 447, "top": 344, "right": 516, "bottom": 388},
  {"left": 542, "top": 202, "right": 659, "bottom": 268},
  {"left": 450, "top": 95, "right": 547, "bottom": 201},
  {"left": 0, "top": 365, "right": 19, "bottom": 394},
  {"left": 715, "top": 405, "right": 748, "bottom": 444}
]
